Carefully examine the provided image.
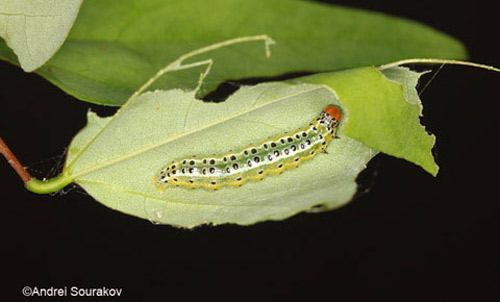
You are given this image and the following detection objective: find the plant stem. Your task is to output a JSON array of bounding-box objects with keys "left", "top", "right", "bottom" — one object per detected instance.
[
  {"left": 0, "top": 136, "right": 72, "bottom": 194},
  {"left": 0, "top": 136, "right": 31, "bottom": 183}
]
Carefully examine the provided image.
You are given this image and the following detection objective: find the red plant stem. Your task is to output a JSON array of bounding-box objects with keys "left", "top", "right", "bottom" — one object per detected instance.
[{"left": 0, "top": 136, "right": 32, "bottom": 183}]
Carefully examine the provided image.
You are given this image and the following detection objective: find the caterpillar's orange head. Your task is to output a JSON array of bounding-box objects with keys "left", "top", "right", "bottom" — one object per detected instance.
[{"left": 324, "top": 105, "right": 342, "bottom": 122}]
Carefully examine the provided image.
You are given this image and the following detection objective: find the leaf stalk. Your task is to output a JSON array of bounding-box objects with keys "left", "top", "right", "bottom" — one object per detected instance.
[
  {"left": 25, "top": 173, "right": 73, "bottom": 194},
  {"left": 1, "top": 136, "right": 71, "bottom": 194}
]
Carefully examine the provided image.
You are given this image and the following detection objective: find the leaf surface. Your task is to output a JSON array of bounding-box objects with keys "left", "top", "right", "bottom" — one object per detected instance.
[
  {"left": 301, "top": 67, "right": 437, "bottom": 175},
  {"left": 52, "top": 66, "right": 433, "bottom": 227},
  {"left": 0, "top": 0, "right": 82, "bottom": 71},
  {"left": 63, "top": 82, "right": 373, "bottom": 227},
  {"left": 0, "top": 0, "right": 466, "bottom": 105}
]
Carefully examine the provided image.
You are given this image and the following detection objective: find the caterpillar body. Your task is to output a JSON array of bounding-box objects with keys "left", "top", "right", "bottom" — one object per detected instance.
[{"left": 155, "top": 105, "right": 342, "bottom": 192}]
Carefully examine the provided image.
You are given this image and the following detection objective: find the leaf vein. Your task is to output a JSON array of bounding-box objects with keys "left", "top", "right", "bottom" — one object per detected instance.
[{"left": 69, "top": 86, "right": 324, "bottom": 179}]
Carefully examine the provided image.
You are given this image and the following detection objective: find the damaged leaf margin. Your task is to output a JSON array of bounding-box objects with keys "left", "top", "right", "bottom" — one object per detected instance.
[
  {"left": 24, "top": 66, "right": 434, "bottom": 227},
  {"left": 300, "top": 66, "right": 438, "bottom": 176}
]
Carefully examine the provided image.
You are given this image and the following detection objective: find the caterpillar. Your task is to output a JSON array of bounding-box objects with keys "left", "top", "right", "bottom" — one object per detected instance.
[{"left": 155, "top": 105, "right": 342, "bottom": 192}]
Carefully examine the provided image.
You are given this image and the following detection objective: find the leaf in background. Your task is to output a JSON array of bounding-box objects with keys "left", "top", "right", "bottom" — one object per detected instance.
[
  {"left": 300, "top": 67, "right": 437, "bottom": 175},
  {"left": 0, "top": 0, "right": 466, "bottom": 105},
  {"left": 0, "top": 0, "right": 82, "bottom": 71}
]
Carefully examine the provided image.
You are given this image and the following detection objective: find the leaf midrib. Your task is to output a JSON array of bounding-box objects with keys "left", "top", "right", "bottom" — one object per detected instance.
[{"left": 68, "top": 85, "right": 324, "bottom": 179}]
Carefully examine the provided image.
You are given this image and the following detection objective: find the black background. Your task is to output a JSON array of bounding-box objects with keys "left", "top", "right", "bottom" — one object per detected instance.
[{"left": 1, "top": 0, "right": 499, "bottom": 300}]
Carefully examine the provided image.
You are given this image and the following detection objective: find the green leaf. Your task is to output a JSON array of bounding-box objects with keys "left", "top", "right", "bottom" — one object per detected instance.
[
  {"left": 37, "top": 82, "right": 374, "bottom": 227},
  {"left": 300, "top": 67, "right": 437, "bottom": 175},
  {"left": 0, "top": 0, "right": 466, "bottom": 105},
  {"left": 0, "top": 0, "right": 83, "bottom": 71},
  {"left": 26, "top": 66, "right": 436, "bottom": 227}
]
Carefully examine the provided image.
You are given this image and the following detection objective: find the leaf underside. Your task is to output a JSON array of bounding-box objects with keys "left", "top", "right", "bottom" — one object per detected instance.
[
  {"left": 0, "top": 0, "right": 82, "bottom": 71},
  {"left": 63, "top": 67, "right": 432, "bottom": 227}
]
